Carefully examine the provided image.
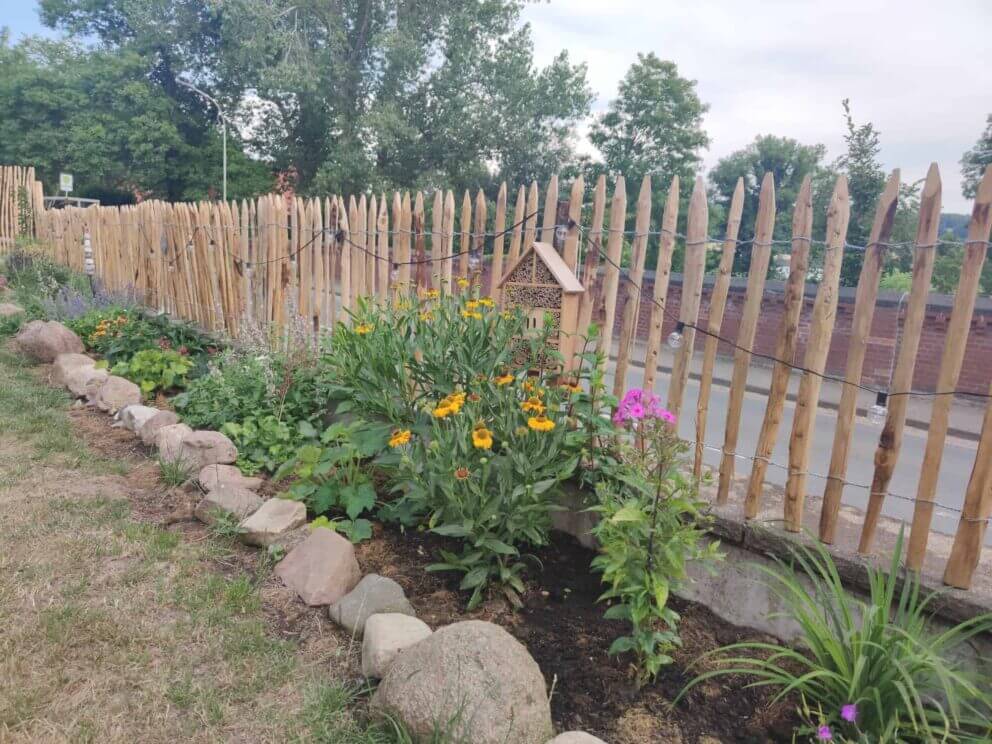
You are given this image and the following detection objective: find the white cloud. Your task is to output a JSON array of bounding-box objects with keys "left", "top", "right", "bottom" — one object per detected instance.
[{"left": 522, "top": 0, "right": 992, "bottom": 212}]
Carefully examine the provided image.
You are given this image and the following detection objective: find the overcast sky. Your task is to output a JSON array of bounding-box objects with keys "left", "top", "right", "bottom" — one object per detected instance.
[
  {"left": 522, "top": 0, "right": 991, "bottom": 213},
  {"left": 6, "top": 1, "right": 989, "bottom": 211}
]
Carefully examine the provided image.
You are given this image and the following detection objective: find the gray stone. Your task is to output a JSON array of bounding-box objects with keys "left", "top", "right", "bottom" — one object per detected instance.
[
  {"left": 194, "top": 484, "right": 264, "bottom": 524},
  {"left": 14, "top": 320, "right": 84, "bottom": 362},
  {"left": 361, "top": 613, "right": 432, "bottom": 679},
  {"left": 273, "top": 526, "right": 361, "bottom": 604},
  {"left": 371, "top": 620, "right": 553, "bottom": 744},
  {"left": 118, "top": 404, "right": 160, "bottom": 433},
  {"left": 546, "top": 734, "right": 609, "bottom": 744},
  {"left": 198, "top": 463, "right": 263, "bottom": 492},
  {"left": 239, "top": 498, "right": 307, "bottom": 548},
  {"left": 329, "top": 574, "right": 415, "bottom": 636},
  {"left": 91, "top": 375, "right": 142, "bottom": 414},
  {"left": 179, "top": 430, "right": 238, "bottom": 469},
  {"left": 0, "top": 302, "right": 24, "bottom": 317},
  {"left": 51, "top": 353, "right": 95, "bottom": 387},
  {"left": 155, "top": 423, "right": 195, "bottom": 464},
  {"left": 139, "top": 410, "right": 180, "bottom": 446},
  {"left": 65, "top": 365, "right": 108, "bottom": 398}
]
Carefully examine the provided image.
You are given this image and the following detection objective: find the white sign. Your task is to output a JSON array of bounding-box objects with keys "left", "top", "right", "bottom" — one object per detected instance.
[{"left": 59, "top": 173, "right": 74, "bottom": 193}]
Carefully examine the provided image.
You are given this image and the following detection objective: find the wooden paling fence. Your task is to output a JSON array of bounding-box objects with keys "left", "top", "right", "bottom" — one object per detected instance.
[
  {"left": 0, "top": 165, "right": 45, "bottom": 251},
  {"left": 27, "top": 163, "right": 992, "bottom": 592}
]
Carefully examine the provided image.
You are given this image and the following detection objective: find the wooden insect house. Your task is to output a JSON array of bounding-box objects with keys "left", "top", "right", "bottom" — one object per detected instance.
[{"left": 498, "top": 241, "right": 584, "bottom": 368}]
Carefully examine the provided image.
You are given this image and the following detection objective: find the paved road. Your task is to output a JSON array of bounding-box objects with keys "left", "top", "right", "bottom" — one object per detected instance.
[{"left": 608, "top": 362, "right": 987, "bottom": 545}]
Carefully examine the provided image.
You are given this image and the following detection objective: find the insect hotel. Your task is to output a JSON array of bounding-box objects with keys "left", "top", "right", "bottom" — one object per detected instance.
[{"left": 498, "top": 241, "right": 584, "bottom": 368}]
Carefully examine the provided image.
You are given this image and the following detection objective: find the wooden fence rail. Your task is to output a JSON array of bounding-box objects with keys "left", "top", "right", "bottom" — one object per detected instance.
[{"left": 14, "top": 163, "right": 992, "bottom": 592}]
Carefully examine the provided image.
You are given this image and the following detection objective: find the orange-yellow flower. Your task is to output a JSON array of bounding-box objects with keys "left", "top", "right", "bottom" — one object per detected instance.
[
  {"left": 454, "top": 466, "right": 471, "bottom": 480},
  {"left": 456, "top": 277, "right": 470, "bottom": 289},
  {"left": 527, "top": 415, "right": 555, "bottom": 432},
  {"left": 521, "top": 396, "right": 545, "bottom": 414},
  {"left": 471, "top": 425, "right": 493, "bottom": 450},
  {"left": 419, "top": 311, "right": 434, "bottom": 322},
  {"left": 460, "top": 310, "right": 483, "bottom": 320},
  {"left": 424, "top": 288, "right": 440, "bottom": 300},
  {"left": 465, "top": 300, "right": 480, "bottom": 310},
  {"left": 478, "top": 297, "right": 495, "bottom": 308},
  {"left": 494, "top": 374, "right": 514, "bottom": 386},
  {"left": 354, "top": 323, "right": 374, "bottom": 335},
  {"left": 559, "top": 383, "right": 582, "bottom": 394},
  {"left": 388, "top": 429, "right": 412, "bottom": 447}
]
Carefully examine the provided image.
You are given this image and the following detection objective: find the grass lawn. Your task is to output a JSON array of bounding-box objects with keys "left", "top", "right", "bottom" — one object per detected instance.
[{"left": 0, "top": 344, "right": 407, "bottom": 744}]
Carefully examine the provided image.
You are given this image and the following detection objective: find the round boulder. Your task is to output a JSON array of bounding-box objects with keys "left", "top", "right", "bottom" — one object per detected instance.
[
  {"left": 370, "top": 620, "right": 553, "bottom": 744},
  {"left": 15, "top": 320, "right": 84, "bottom": 362}
]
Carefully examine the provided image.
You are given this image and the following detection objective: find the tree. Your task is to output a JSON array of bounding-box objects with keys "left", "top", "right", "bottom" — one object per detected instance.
[
  {"left": 589, "top": 53, "right": 708, "bottom": 185},
  {"left": 708, "top": 135, "right": 831, "bottom": 275},
  {"left": 39, "top": 0, "right": 594, "bottom": 197},
  {"left": 0, "top": 32, "right": 271, "bottom": 201},
  {"left": 961, "top": 114, "right": 992, "bottom": 199}
]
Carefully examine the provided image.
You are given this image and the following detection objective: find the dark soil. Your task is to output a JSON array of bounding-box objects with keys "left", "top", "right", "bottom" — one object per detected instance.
[{"left": 357, "top": 525, "right": 798, "bottom": 743}]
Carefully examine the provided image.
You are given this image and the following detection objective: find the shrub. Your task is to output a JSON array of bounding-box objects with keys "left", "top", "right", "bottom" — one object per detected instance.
[
  {"left": 389, "top": 371, "right": 580, "bottom": 609},
  {"left": 590, "top": 389, "right": 718, "bottom": 686},
  {"left": 112, "top": 348, "right": 195, "bottom": 396},
  {"left": 678, "top": 529, "right": 992, "bottom": 742},
  {"left": 276, "top": 420, "right": 392, "bottom": 542},
  {"left": 316, "top": 290, "right": 528, "bottom": 424}
]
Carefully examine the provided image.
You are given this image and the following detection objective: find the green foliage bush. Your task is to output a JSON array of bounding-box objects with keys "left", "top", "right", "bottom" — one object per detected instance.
[
  {"left": 679, "top": 529, "right": 992, "bottom": 742},
  {"left": 112, "top": 348, "right": 194, "bottom": 396},
  {"left": 277, "top": 421, "right": 393, "bottom": 542},
  {"left": 222, "top": 415, "right": 319, "bottom": 475}
]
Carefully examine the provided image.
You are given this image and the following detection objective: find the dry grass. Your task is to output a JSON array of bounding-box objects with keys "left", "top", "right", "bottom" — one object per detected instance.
[{"left": 0, "top": 346, "right": 395, "bottom": 744}]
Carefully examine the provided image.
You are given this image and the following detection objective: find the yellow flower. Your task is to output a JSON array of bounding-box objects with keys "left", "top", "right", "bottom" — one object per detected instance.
[
  {"left": 471, "top": 426, "right": 493, "bottom": 450},
  {"left": 494, "top": 374, "right": 514, "bottom": 386},
  {"left": 433, "top": 392, "right": 465, "bottom": 418},
  {"left": 527, "top": 415, "right": 555, "bottom": 432},
  {"left": 424, "top": 288, "right": 440, "bottom": 300},
  {"left": 500, "top": 311, "right": 513, "bottom": 320},
  {"left": 354, "top": 323, "right": 374, "bottom": 335},
  {"left": 478, "top": 297, "right": 495, "bottom": 308},
  {"left": 388, "top": 429, "right": 412, "bottom": 448},
  {"left": 456, "top": 277, "right": 470, "bottom": 289},
  {"left": 419, "top": 311, "right": 434, "bottom": 322},
  {"left": 521, "top": 396, "right": 545, "bottom": 414},
  {"left": 460, "top": 310, "right": 483, "bottom": 320},
  {"left": 465, "top": 300, "right": 480, "bottom": 310},
  {"left": 559, "top": 383, "right": 582, "bottom": 394},
  {"left": 433, "top": 403, "right": 455, "bottom": 418}
]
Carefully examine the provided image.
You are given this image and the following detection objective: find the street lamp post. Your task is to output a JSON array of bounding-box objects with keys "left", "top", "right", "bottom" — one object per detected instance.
[{"left": 177, "top": 79, "right": 227, "bottom": 202}]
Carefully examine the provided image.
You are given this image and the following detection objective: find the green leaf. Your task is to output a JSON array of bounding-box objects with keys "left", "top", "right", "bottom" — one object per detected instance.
[
  {"left": 344, "top": 481, "right": 376, "bottom": 520},
  {"left": 459, "top": 567, "right": 490, "bottom": 590},
  {"left": 431, "top": 524, "right": 472, "bottom": 538},
  {"left": 609, "top": 504, "right": 646, "bottom": 524}
]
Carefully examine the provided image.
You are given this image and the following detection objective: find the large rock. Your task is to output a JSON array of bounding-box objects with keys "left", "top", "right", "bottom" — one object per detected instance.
[
  {"left": 139, "top": 409, "right": 180, "bottom": 446},
  {"left": 180, "top": 430, "right": 238, "bottom": 469},
  {"left": 362, "top": 613, "right": 433, "bottom": 679},
  {"left": 91, "top": 375, "right": 142, "bottom": 414},
  {"left": 14, "top": 320, "right": 84, "bottom": 362},
  {"left": 118, "top": 404, "right": 160, "bottom": 433},
  {"left": 0, "top": 302, "right": 24, "bottom": 317},
  {"left": 65, "top": 365, "right": 109, "bottom": 398},
  {"left": 51, "top": 353, "right": 95, "bottom": 387},
  {"left": 371, "top": 620, "right": 553, "bottom": 744},
  {"left": 155, "top": 423, "right": 195, "bottom": 465},
  {"left": 198, "top": 463, "right": 263, "bottom": 492},
  {"left": 194, "top": 484, "right": 264, "bottom": 524},
  {"left": 154, "top": 426, "right": 236, "bottom": 470},
  {"left": 546, "top": 734, "right": 609, "bottom": 744},
  {"left": 239, "top": 498, "right": 307, "bottom": 548},
  {"left": 329, "top": 574, "right": 416, "bottom": 636},
  {"left": 273, "top": 525, "right": 361, "bottom": 604}
]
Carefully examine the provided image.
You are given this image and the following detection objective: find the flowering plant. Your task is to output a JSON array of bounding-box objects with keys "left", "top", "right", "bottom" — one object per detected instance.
[
  {"left": 590, "top": 388, "right": 718, "bottom": 686},
  {"left": 388, "top": 371, "right": 578, "bottom": 609}
]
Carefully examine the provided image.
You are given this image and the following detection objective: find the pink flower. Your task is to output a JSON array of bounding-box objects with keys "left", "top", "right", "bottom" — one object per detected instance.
[
  {"left": 627, "top": 402, "right": 645, "bottom": 419},
  {"left": 840, "top": 704, "right": 857, "bottom": 723},
  {"left": 817, "top": 725, "right": 832, "bottom": 741}
]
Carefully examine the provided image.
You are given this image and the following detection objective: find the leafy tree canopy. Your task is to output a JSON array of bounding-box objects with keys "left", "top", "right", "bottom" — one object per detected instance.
[{"left": 960, "top": 114, "right": 991, "bottom": 199}]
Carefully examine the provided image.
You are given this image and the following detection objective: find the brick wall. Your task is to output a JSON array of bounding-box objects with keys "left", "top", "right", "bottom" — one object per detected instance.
[
  {"left": 624, "top": 273, "right": 992, "bottom": 395},
  {"left": 480, "top": 262, "right": 992, "bottom": 394}
]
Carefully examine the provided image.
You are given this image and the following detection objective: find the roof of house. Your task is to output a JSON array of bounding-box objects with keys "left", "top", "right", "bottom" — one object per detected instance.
[{"left": 497, "top": 241, "right": 584, "bottom": 294}]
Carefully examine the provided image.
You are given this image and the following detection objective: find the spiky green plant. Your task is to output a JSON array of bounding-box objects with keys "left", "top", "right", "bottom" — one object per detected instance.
[{"left": 678, "top": 530, "right": 992, "bottom": 742}]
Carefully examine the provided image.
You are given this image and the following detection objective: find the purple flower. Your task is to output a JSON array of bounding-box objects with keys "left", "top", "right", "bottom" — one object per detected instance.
[
  {"left": 817, "top": 725, "right": 833, "bottom": 741},
  {"left": 658, "top": 409, "right": 676, "bottom": 424},
  {"left": 627, "top": 402, "right": 645, "bottom": 419},
  {"left": 841, "top": 703, "right": 857, "bottom": 723}
]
